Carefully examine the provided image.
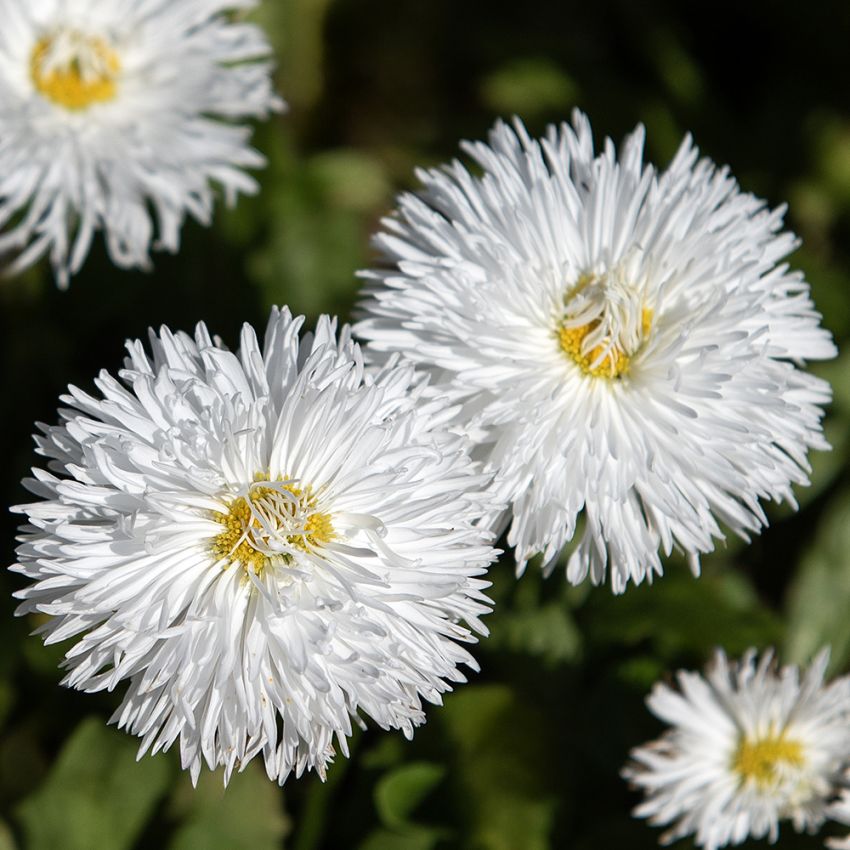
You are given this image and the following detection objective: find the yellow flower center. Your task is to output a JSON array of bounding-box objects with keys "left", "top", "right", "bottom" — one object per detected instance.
[
  {"left": 31, "top": 32, "right": 121, "bottom": 111},
  {"left": 733, "top": 733, "right": 805, "bottom": 789},
  {"left": 557, "top": 273, "right": 652, "bottom": 379},
  {"left": 212, "top": 477, "right": 335, "bottom": 577}
]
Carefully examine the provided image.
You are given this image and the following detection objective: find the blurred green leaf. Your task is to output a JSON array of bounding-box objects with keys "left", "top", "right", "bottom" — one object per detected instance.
[
  {"left": 796, "top": 246, "right": 850, "bottom": 338},
  {"left": 360, "top": 734, "right": 407, "bottom": 772},
  {"left": 487, "top": 570, "right": 582, "bottom": 666},
  {"left": 480, "top": 59, "right": 578, "bottom": 118},
  {"left": 813, "top": 117, "right": 850, "bottom": 205},
  {"left": 374, "top": 762, "right": 445, "bottom": 832},
  {"left": 440, "top": 685, "right": 557, "bottom": 850},
  {"left": 15, "top": 717, "right": 170, "bottom": 850},
  {"left": 0, "top": 820, "right": 16, "bottom": 850},
  {"left": 252, "top": 0, "right": 333, "bottom": 113},
  {"left": 646, "top": 29, "right": 704, "bottom": 105},
  {"left": 246, "top": 134, "right": 368, "bottom": 319},
  {"left": 494, "top": 600, "right": 581, "bottom": 664},
  {"left": 0, "top": 682, "right": 12, "bottom": 733},
  {"left": 785, "top": 489, "right": 850, "bottom": 674},
  {"left": 641, "top": 102, "right": 688, "bottom": 165},
  {"left": 581, "top": 562, "right": 783, "bottom": 659},
  {"left": 358, "top": 830, "right": 441, "bottom": 850},
  {"left": 310, "top": 150, "right": 391, "bottom": 212},
  {"left": 168, "top": 761, "right": 289, "bottom": 850}
]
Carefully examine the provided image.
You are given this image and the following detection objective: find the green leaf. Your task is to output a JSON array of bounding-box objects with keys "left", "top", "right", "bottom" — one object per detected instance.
[
  {"left": 0, "top": 820, "right": 17, "bottom": 850},
  {"left": 440, "top": 686, "right": 557, "bottom": 850},
  {"left": 251, "top": 0, "right": 334, "bottom": 112},
  {"left": 167, "top": 761, "right": 290, "bottom": 850},
  {"left": 581, "top": 560, "right": 783, "bottom": 659},
  {"left": 480, "top": 59, "right": 578, "bottom": 118},
  {"left": 15, "top": 717, "right": 171, "bottom": 850},
  {"left": 310, "top": 150, "right": 390, "bottom": 212},
  {"left": 245, "top": 134, "right": 367, "bottom": 320},
  {"left": 374, "top": 762, "right": 445, "bottom": 832},
  {"left": 358, "top": 830, "right": 441, "bottom": 850},
  {"left": 646, "top": 29, "right": 704, "bottom": 105},
  {"left": 785, "top": 490, "right": 850, "bottom": 674},
  {"left": 488, "top": 583, "right": 582, "bottom": 666}
]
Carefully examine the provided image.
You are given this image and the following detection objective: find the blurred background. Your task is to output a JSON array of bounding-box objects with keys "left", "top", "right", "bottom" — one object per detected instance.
[{"left": 1, "top": 0, "right": 850, "bottom": 847}]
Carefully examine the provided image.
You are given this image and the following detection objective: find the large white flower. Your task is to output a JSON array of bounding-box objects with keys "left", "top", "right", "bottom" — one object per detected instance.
[
  {"left": 0, "top": 0, "right": 283, "bottom": 287},
  {"left": 356, "top": 111, "right": 836, "bottom": 593},
  {"left": 11, "top": 308, "right": 496, "bottom": 784},
  {"left": 623, "top": 649, "right": 850, "bottom": 849}
]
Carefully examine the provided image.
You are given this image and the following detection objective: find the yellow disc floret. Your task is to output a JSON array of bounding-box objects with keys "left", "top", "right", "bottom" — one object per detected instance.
[
  {"left": 733, "top": 733, "right": 804, "bottom": 789},
  {"left": 31, "top": 32, "right": 120, "bottom": 111},
  {"left": 212, "top": 478, "right": 335, "bottom": 577},
  {"left": 559, "top": 307, "right": 653, "bottom": 379}
]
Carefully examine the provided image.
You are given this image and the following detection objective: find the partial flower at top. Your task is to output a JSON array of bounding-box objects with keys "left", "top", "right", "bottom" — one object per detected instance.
[
  {"left": 11, "top": 307, "right": 496, "bottom": 784},
  {"left": 356, "top": 110, "right": 836, "bottom": 593},
  {"left": 0, "top": 0, "right": 283, "bottom": 287},
  {"left": 624, "top": 648, "right": 850, "bottom": 849}
]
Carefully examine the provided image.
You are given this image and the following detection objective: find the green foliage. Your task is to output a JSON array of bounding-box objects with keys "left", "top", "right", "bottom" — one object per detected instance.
[
  {"left": 374, "top": 762, "right": 446, "bottom": 832},
  {"left": 15, "top": 719, "right": 171, "bottom": 850},
  {"left": 1, "top": 1, "right": 849, "bottom": 850},
  {"left": 167, "top": 763, "right": 290, "bottom": 850},
  {"left": 582, "top": 562, "right": 784, "bottom": 660},
  {"left": 358, "top": 762, "right": 449, "bottom": 849},
  {"left": 0, "top": 822, "right": 15, "bottom": 850},
  {"left": 785, "top": 490, "right": 850, "bottom": 674},
  {"left": 487, "top": 567, "right": 582, "bottom": 665},
  {"left": 438, "top": 685, "right": 558, "bottom": 850},
  {"left": 480, "top": 59, "right": 579, "bottom": 118}
]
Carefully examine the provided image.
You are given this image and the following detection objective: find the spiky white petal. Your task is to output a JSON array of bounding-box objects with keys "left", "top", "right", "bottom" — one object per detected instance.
[
  {"left": 827, "top": 787, "right": 850, "bottom": 848},
  {"left": 624, "top": 649, "right": 850, "bottom": 849},
  {"left": 0, "top": 0, "right": 283, "bottom": 287},
  {"left": 356, "top": 110, "right": 835, "bottom": 593},
  {"left": 11, "top": 307, "right": 497, "bottom": 785}
]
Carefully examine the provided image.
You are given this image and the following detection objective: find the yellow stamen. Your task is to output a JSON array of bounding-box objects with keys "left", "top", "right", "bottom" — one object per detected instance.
[
  {"left": 733, "top": 733, "right": 804, "bottom": 788},
  {"left": 31, "top": 34, "right": 120, "bottom": 111},
  {"left": 558, "top": 308, "right": 653, "bottom": 379},
  {"left": 212, "top": 479, "right": 335, "bottom": 577}
]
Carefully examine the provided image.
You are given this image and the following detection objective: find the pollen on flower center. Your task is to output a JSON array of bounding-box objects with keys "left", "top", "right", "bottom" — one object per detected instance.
[
  {"left": 557, "top": 273, "right": 652, "bottom": 379},
  {"left": 733, "top": 733, "right": 805, "bottom": 788},
  {"left": 31, "top": 31, "right": 121, "bottom": 111},
  {"left": 212, "top": 476, "right": 335, "bottom": 576}
]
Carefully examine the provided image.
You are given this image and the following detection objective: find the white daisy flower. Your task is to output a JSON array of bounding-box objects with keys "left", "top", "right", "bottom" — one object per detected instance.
[
  {"left": 355, "top": 110, "right": 836, "bottom": 593},
  {"left": 0, "top": 0, "right": 283, "bottom": 288},
  {"left": 624, "top": 648, "right": 850, "bottom": 849},
  {"left": 11, "top": 307, "right": 496, "bottom": 785}
]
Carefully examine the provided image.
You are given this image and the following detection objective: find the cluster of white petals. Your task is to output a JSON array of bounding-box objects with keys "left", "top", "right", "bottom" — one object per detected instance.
[
  {"left": 12, "top": 308, "right": 497, "bottom": 784},
  {"left": 0, "top": 0, "right": 283, "bottom": 286},
  {"left": 625, "top": 649, "right": 850, "bottom": 849},
  {"left": 356, "top": 110, "right": 835, "bottom": 592}
]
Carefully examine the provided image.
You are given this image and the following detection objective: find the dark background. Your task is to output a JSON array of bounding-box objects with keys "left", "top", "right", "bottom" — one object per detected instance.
[{"left": 1, "top": 1, "right": 849, "bottom": 847}]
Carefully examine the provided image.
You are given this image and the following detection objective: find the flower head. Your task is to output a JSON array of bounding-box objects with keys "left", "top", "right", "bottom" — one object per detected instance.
[
  {"left": 0, "top": 0, "right": 283, "bottom": 287},
  {"left": 356, "top": 110, "right": 835, "bottom": 592},
  {"left": 624, "top": 649, "right": 850, "bottom": 849},
  {"left": 11, "top": 307, "right": 496, "bottom": 784}
]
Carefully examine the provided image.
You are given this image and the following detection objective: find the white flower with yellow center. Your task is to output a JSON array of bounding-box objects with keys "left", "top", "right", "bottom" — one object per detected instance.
[
  {"left": 0, "top": 0, "right": 283, "bottom": 287},
  {"left": 356, "top": 111, "right": 835, "bottom": 592},
  {"left": 11, "top": 308, "right": 496, "bottom": 784},
  {"left": 624, "top": 649, "right": 850, "bottom": 849}
]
